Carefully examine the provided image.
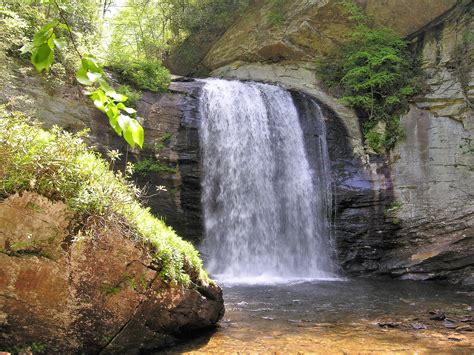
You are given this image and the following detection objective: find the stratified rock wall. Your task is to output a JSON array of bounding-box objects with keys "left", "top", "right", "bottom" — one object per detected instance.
[{"left": 386, "top": 2, "right": 473, "bottom": 283}]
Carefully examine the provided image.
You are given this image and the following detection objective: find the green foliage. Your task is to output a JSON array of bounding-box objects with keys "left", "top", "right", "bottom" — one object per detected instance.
[
  {"left": 133, "top": 158, "right": 177, "bottom": 176},
  {"left": 0, "top": 108, "right": 209, "bottom": 285},
  {"left": 152, "top": 132, "right": 172, "bottom": 153},
  {"left": 20, "top": 21, "right": 67, "bottom": 73},
  {"left": 364, "top": 130, "right": 385, "bottom": 155},
  {"left": 117, "top": 85, "right": 142, "bottom": 109},
  {"left": 317, "top": 0, "right": 421, "bottom": 154},
  {"left": 108, "top": 0, "right": 250, "bottom": 72},
  {"left": 0, "top": 4, "right": 39, "bottom": 59},
  {"left": 108, "top": 60, "right": 170, "bottom": 92},
  {"left": 78, "top": 55, "right": 144, "bottom": 149},
  {"left": 20, "top": 14, "right": 144, "bottom": 149},
  {"left": 1, "top": 0, "right": 101, "bottom": 75}
]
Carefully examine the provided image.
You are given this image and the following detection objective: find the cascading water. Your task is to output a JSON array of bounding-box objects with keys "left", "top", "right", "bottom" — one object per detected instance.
[{"left": 199, "top": 79, "right": 336, "bottom": 283}]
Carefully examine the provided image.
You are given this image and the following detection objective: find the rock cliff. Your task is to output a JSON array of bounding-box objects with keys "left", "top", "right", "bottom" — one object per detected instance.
[{"left": 192, "top": 0, "right": 474, "bottom": 284}]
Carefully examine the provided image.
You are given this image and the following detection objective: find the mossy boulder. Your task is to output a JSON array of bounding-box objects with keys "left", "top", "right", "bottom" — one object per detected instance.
[{"left": 0, "top": 111, "right": 224, "bottom": 353}]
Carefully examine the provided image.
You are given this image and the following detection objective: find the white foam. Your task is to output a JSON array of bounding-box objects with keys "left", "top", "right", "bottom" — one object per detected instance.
[
  {"left": 199, "top": 79, "right": 337, "bottom": 280},
  {"left": 214, "top": 273, "right": 346, "bottom": 286}
]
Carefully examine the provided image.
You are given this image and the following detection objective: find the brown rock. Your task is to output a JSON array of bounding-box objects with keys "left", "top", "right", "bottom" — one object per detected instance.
[
  {"left": 0, "top": 192, "right": 223, "bottom": 353},
  {"left": 202, "top": 0, "right": 458, "bottom": 72}
]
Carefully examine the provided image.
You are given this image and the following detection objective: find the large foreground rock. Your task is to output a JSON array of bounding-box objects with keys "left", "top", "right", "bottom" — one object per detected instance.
[{"left": 0, "top": 192, "right": 223, "bottom": 353}]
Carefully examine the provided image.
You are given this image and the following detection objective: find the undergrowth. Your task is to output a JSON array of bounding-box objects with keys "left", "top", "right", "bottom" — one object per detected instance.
[
  {"left": 317, "top": 0, "right": 422, "bottom": 154},
  {"left": 133, "top": 158, "right": 177, "bottom": 176},
  {"left": 0, "top": 107, "right": 208, "bottom": 286},
  {"left": 107, "top": 60, "right": 170, "bottom": 92}
]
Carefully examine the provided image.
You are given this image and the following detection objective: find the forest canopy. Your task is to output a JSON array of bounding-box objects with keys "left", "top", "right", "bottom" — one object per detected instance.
[{"left": 0, "top": 0, "right": 250, "bottom": 147}]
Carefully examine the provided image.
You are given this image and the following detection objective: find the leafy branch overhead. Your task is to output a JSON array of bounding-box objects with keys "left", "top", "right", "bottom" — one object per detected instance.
[{"left": 21, "top": 20, "right": 144, "bottom": 149}]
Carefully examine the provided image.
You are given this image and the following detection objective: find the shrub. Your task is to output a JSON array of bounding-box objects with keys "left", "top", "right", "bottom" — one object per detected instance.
[
  {"left": 0, "top": 107, "right": 208, "bottom": 286},
  {"left": 133, "top": 158, "right": 177, "bottom": 176},
  {"left": 116, "top": 85, "right": 142, "bottom": 109},
  {"left": 317, "top": 0, "right": 421, "bottom": 154},
  {"left": 108, "top": 60, "right": 171, "bottom": 92}
]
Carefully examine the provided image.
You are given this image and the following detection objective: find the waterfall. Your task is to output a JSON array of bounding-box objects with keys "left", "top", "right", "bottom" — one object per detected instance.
[{"left": 199, "top": 79, "right": 336, "bottom": 283}]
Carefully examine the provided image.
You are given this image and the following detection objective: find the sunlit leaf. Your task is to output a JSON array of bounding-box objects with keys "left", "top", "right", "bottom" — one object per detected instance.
[
  {"left": 128, "top": 118, "right": 144, "bottom": 148},
  {"left": 118, "top": 114, "right": 134, "bottom": 148},
  {"left": 117, "top": 103, "right": 137, "bottom": 114},
  {"left": 19, "top": 42, "right": 34, "bottom": 54},
  {"left": 76, "top": 67, "right": 94, "bottom": 86},
  {"left": 81, "top": 55, "right": 102, "bottom": 73},
  {"left": 109, "top": 92, "right": 127, "bottom": 102},
  {"left": 86, "top": 71, "right": 102, "bottom": 82},
  {"left": 31, "top": 43, "right": 54, "bottom": 72},
  {"left": 47, "top": 34, "right": 56, "bottom": 49},
  {"left": 53, "top": 38, "right": 66, "bottom": 50}
]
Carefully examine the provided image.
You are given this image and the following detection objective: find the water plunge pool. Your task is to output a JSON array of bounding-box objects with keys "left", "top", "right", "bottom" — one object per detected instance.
[{"left": 167, "top": 279, "right": 473, "bottom": 353}]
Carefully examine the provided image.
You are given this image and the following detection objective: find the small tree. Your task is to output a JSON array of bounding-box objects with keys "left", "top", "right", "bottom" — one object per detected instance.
[
  {"left": 318, "top": 0, "right": 421, "bottom": 154},
  {"left": 20, "top": 1, "right": 144, "bottom": 149}
]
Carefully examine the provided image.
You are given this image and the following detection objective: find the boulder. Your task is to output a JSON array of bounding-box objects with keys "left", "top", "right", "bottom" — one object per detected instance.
[{"left": 0, "top": 192, "right": 223, "bottom": 353}]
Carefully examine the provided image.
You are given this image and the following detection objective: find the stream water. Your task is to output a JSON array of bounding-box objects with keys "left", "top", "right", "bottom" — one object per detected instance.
[{"left": 167, "top": 280, "right": 473, "bottom": 353}]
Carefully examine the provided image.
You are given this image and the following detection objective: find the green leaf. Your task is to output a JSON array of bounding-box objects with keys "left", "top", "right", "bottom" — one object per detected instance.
[
  {"left": 109, "top": 116, "right": 122, "bottom": 136},
  {"left": 118, "top": 114, "right": 134, "bottom": 148},
  {"left": 117, "top": 103, "right": 137, "bottom": 114},
  {"left": 86, "top": 71, "right": 102, "bottom": 83},
  {"left": 31, "top": 43, "right": 54, "bottom": 72},
  {"left": 76, "top": 67, "right": 94, "bottom": 86},
  {"left": 109, "top": 92, "right": 127, "bottom": 102},
  {"left": 91, "top": 90, "right": 108, "bottom": 113},
  {"left": 57, "top": 23, "right": 71, "bottom": 31},
  {"left": 53, "top": 38, "right": 66, "bottom": 50},
  {"left": 105, "top": 103, "right": 119, "bottom": 121},
  {"left": 128, "top": 118, "right": 144, "bottom": 149},
  {"left": 32, "top": 21, "right": 57, "bottom": 46},
  {"left": 116, "top": 114, "right": 144, "bottom": 148},
  {"left": 47, "top": 33, "right": 56, "bottom": 49},
  {"left": 81, "top": 55, "right": 102, "bottom": 74},
  {"left": 98, "top": 78, "right": 114, "bottom": 94},
  {"left": 20, "top": 42, "right": 34, "bottom": 54}
]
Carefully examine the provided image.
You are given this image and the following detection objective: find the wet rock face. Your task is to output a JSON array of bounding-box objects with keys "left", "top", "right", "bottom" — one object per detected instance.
[
  {"left": 292, "top": 92, "right": 399, "bottom": 277},
  {"left": 0, "top": 192, "right": 224, "bottom": 353},
  {"left": 131, "top": 80, "right": 205, "bottom": 244}
]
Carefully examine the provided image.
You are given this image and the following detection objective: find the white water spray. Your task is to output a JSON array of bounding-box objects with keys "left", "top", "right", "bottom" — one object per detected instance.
[{"left": 199, "top": 79, "right": 336, "bottom": 283}]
